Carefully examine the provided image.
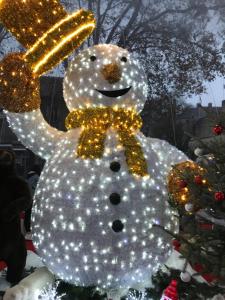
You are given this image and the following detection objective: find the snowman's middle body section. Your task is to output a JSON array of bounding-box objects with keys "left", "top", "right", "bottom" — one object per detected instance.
[{"left": 32, "top": 128, "right": 182, "bottom": 289}]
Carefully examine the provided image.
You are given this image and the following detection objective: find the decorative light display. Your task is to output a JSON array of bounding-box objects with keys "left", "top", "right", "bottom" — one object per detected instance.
[
  {"left": 4, "top": 44, "right": 189, "bottom": 291},
  {"left": 0, "top": 0, "right": 95, "bottom": 76},
  {"left": 168, "top": 161, "right": 207, "bottom": 205}
]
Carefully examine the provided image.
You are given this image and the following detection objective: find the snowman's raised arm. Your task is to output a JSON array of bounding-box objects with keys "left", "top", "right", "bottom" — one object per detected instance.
[
  {"left": 0, "top": 52, "right": 65, "bottom": 160},
  {"left": 5, "top": 109, "right": 64, "bottom": 160}
]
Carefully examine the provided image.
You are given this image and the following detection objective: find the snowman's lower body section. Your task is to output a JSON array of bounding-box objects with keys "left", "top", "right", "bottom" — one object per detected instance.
[{"left": 32, "top": 151, "right": 178, "bottom": 290}]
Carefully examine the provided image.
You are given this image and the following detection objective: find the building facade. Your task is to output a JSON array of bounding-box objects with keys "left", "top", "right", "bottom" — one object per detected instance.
[{"left": 178, "top": 101, "right": 225, "bottom": 153}]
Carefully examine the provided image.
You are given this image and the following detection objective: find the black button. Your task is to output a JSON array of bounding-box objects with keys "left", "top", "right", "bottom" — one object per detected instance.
[
  {"left": 90, "top": 55, "right": 97, "bottom": 61},
  {"left": 110, "top": 161, "right": 121, "bottom": 172},
  {"left": 121, "top": 56, "right": 127, "bottom": 62},
  {"left": 112, "top": 220, "right": 124, "bottom": 232},
  {"left": 109, "top": 193, "right": 121, "bottom": 205}
]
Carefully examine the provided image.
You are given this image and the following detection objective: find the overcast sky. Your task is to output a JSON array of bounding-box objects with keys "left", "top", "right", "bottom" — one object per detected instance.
[
  {"left": 188, "top": 14, "right": 225, "bottom": 108},
  {"left": 187, "top": 76, "right": 225, "bottom": 107}
]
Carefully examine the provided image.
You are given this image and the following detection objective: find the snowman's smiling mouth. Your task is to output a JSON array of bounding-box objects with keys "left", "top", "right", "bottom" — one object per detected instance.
[{"left": 96, "top": 86, "right": 132, "bottom": 98}]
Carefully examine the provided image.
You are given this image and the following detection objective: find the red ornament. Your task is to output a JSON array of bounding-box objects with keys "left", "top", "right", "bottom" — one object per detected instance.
[
  {"left": 178, "top": 180, "right": 187, "bottom": 189},
  {"left": 214, "top": 191, "right": 225, "bottom": 202},
  {"left": 194, "top": 263, "right": 218, "bottom": 283},
  {"left": 198, "top": 223, "right": 213, "bottom": 230},
  {"left": 213, "top": 125, "right": 223, "bottom": 135},
  {"left": 161, "top": 280, "right": 178, "bottom": 300},
  {"left": 194, "top": 175, "right": 202, "bottom": 185},
  {"left": 172, "top": 239, "right": 181, "bottom": 251}
]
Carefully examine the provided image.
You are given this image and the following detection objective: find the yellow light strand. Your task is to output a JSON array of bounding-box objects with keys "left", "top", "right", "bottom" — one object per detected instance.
[
  {"left": 31, "top": 22, "right": 95, "bottom": 74},
  {"left": 25, "top": 9, "right": 83, "bottom": 56}
]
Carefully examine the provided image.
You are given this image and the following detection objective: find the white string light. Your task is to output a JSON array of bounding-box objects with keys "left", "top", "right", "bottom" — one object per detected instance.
[
  {"left": 39, "top": 282, "right": 65, "bottom": 300},
  {"left": 126, "top": 290, "right": 148, "bottom": 300}
]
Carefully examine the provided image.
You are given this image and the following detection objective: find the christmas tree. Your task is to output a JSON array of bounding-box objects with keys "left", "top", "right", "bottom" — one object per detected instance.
[{"left": 147, "top": 122, "right": 225, "bottom": 300}]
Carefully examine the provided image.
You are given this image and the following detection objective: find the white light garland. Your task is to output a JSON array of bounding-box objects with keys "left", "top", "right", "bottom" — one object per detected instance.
[
  {"left": 39, "top": 282, "right": 65, "bottom": 300},
  {"left": 5, "top": 44, "right": 189, "bottom": 290},
  {"left": 126, "top": 290, "right": 148, "bottom": 300}
]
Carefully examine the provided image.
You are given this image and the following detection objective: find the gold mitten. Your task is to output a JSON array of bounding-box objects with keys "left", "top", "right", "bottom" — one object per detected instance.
[
  {"left": 167, "top": 161, "right": 207, "bottom": 205},
  {"left": 0, "top": 53, "right": 40, "bottom": 113}
]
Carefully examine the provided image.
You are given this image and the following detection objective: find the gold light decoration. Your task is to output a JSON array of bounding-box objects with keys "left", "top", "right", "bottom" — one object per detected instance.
[
  {"left": 0, "top": 53, "right": 40, "bottom": 112},
  {"left": 25, "top": 9, "right": 95, "bottom": 75},
  {"left": 65, "top": 107, "right": 149, "bottom": 177},
  {"left": 167, "top": 161, "right": 207, "bottom": 204},
  {"left": 0, "top": 0, "right": 96, "bottom": 76},
  {"left": 101, "top": 63, "right": 122, "bottom": 84},
  {"left": 0, "top": 0, "right": 67, "bottom": 48}
]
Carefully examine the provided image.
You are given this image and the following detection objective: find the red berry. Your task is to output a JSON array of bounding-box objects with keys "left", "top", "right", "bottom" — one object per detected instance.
[
  {"left": 172, "top": 239, "right": 181, "bottom": 251},
  {"left": 214, "top": 191, "right": 225, "bottom": 201},
  {"left": 178, "top": 180, "right": 187, "bottom": 188},
  {"left": 194, "top": 175, "right": 202, "bottom": 185},
  {"left": 213, "top": 125, "right": 223, "bottom": 135}
]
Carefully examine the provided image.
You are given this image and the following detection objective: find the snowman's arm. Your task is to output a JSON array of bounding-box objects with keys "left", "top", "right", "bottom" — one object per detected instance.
[
  {"left": 5, "top": 109, "right": 64, "bottom": 160},
  {"left": 151, "top": 138, "right": 190, "bottom": 174}
]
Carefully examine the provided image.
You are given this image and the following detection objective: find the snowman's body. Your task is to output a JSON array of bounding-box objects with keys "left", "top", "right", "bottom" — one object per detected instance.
[
  {"left": 5, "top": 44, "right": 188, "bottom": 291},
  {"left": 30, "top": 129, "right": 186, "bottom": 289}
]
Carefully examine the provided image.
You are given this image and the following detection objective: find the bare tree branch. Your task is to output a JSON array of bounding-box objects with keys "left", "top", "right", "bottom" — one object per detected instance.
[
  {"left": 105, "top": 2, "right": 133, "bottom": 44},
  {"left": 94, "top": 0, "right": 114, "bottom": 44},
  {"left": 93, "top": 0, "right": 101, "bottom": 45},
  {"left": 148, "top": 4, "right": 225, "bottom": 23}
]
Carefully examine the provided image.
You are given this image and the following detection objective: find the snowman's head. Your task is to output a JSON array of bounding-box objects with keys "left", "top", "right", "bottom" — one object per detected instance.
[{"left": 63, "top": 44, "right": 148, "bottom": 113}]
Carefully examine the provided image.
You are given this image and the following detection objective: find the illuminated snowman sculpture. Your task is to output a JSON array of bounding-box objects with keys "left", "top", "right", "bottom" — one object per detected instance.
[{"left": 5, "top": 44, "right": 188, "bottom": 298}]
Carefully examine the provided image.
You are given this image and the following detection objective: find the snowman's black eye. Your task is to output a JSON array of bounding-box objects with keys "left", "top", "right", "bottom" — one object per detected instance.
[
  {"left": 121, "top": 56, "right": 127, "bottom": 62},
  {"left": 90, "top": 55, "right": 97, "bottom": 61}
]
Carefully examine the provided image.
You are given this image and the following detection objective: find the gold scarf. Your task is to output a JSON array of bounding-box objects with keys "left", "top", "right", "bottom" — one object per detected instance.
[{"left": 65, "top": 107, "right": 149, "bottom": 177}]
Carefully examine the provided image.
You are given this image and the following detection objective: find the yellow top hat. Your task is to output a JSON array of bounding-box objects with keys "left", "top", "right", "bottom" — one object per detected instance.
[{"left": 0, "top": 0, "right": 95, "bottom": 75}]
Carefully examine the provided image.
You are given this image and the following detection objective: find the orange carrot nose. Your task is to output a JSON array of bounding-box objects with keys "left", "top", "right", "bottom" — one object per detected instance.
[{"left": 101, "top": 63, "right": 121, "bottom": 84}]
